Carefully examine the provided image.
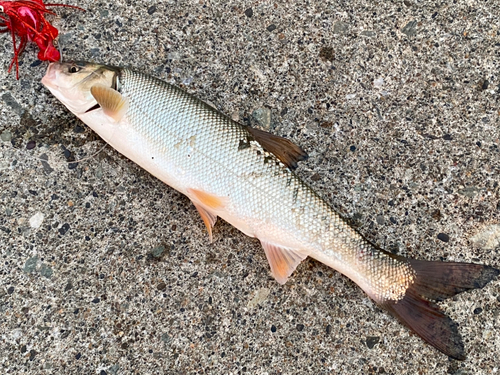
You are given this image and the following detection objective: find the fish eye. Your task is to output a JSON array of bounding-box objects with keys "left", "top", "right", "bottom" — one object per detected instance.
[{"left": 69, "top": 65, "right": 81, "bottom": 73}]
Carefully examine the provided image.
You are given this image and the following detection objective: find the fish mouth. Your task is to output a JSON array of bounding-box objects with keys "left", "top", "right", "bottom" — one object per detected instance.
[{"left": 41, "top": 62, "right": 59, "bottom": 90}]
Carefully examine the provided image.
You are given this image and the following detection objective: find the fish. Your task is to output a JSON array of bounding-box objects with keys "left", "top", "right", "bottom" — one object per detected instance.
[{"left": 41, "top": 61, "right": 499, "bottom": 360}]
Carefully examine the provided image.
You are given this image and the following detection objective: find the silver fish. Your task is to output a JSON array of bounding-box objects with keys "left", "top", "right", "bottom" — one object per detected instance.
[{"left": 42, "top": 61, "right": 499, "bottom": 360}]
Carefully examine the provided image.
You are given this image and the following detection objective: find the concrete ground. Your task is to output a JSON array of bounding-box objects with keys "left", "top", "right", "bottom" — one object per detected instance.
[{"left": 1, "top": 1, "right": 499, "bottom": 374}]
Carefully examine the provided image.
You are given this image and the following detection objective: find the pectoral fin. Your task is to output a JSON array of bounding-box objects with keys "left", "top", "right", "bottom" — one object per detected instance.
[
  {"left": 261, "top": 241, "right": 308, "bottom": 284},
  {"left": 90, "top": 84, "right": 129, "bottom": 122},
  {"left": 193, "top": 203, "right": 217, "bottom": 243}
]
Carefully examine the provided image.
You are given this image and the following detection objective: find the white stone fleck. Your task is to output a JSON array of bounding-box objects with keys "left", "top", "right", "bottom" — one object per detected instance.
[
  {"left": 12, "top": 328, "right": 23, "bottom": 340},
  {"left": 247, "top": 287, "right": 270, "bottom": 309},
  {"left": 470, "top": 224, "right": 500, "bottom": 250},
  {"left": 373, "top": 77, "right": 384, "bottom": 88},
  {"left": 250, "top": 65, "right": 267, "bottom": 83},
  {"left": 29, "top": 212, "right": 45, "bottom": 229},
  {"left": 345, "top": 93, "right": 356, "bottom": 99}
]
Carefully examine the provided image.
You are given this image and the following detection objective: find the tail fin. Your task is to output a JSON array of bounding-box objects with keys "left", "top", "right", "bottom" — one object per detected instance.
[{"left": 381, "top": 258, "right": 499, "bottom": 360}]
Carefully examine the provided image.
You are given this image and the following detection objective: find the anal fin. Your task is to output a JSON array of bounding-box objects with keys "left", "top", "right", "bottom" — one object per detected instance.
[
  {"left": 187, "top": 188, "right": 228, "bottom": 242},
  {"left": 261, "top": 241, "right": 308, "bottom": 284},
  {"left": 193, "top": 203, "right": 217, "bottom": 243},
  {"left": 187, "top": 188, "right": 227, "bottom": 210}
]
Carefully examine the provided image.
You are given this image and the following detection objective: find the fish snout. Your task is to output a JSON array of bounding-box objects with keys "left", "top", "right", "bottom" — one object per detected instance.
[{"left": 41, "top": 62, "right": 61, "bottom": 87}]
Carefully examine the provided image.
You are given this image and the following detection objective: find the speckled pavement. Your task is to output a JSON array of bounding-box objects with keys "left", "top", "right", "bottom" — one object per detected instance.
[{"left": 1, "top": 1, "right": 499, "bottom": 374}]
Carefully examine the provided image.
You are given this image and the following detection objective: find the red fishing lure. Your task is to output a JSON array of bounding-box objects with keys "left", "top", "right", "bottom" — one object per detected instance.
[{"left": 0, "top": 0, "right": 83, "bottom": 79}]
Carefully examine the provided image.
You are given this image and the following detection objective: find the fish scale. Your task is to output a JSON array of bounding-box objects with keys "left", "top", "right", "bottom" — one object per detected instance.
[
  {"left": 42, "top": 61, "right": 499, "bottom": 360},
  {"left": 119, "top": 68, "right": 414, "bottom": 303}
]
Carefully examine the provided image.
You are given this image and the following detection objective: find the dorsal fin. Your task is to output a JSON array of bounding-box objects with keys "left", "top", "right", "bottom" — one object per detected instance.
[
  {"left": 90, "top": 84, "right": 129, "bottom": 122},
  {"left": 246, "top": 126, "right": 308, "bottom": 170},
  {"left": 261, "top": 241, "right": 308, "bottom": 284}
]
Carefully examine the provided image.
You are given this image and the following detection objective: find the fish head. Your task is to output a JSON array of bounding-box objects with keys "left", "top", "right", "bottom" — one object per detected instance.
[{"left": 42, "top": 61, "right": 119, "bottom": 115}]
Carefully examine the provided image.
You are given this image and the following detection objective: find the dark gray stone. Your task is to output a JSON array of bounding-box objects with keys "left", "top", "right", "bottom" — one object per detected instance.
[
  {"left": 161, "top": 333, "right": 171, "bottom": 343},
  {"left": 40, "top": 264, "right": 53, "bottom": 279},
  {"left": 40, "top": 154, "right": 54, "bottom": 174},
  {"left": 333, "top": 21, "right": 349, "bottom": 34},
  {"left": 108, "top": 364, "right": 120, "bottom": 375},
  {"left": 360, "top": 30, "right": 376, "bottom": 37},
  {"left": 402, "top": 20, "right": 418, "bottom": 37},
  {"left": 150, "top": 245, "right": 165, "bottom": 258},
  {"left": 252, "top": 108, "right": 271, "bottom": 130},
  {"left": 2, "top": 92, "right": 24, "bottom": 115},
  {"left": 23, "top": 257, "right": 38, "bottom": 273},
  {"left": 366, "top": 336, "right": 380, "bottom": 349},
  {"left": 458, "top": 186, "right": 480, "bottom": 198},
  {"left": 1, "top": 130, "right": 12, "bottom": 142}
]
